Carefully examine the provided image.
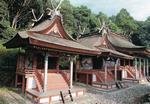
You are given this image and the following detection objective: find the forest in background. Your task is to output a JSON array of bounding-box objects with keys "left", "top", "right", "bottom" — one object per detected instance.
[{"left": 0, "top": 0, "right": 150, "bottom": 46}]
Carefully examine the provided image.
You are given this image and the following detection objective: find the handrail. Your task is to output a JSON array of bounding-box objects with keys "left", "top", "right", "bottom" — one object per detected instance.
[
  {"left": 34, "top": 69, "right": 43, "bottom": 88},
  {"left": 94, "top": 72, "right": 104, "bottom": 82},
  {"left": 125, "top": 66, "right": 135, "bottom": 78},
  {"left": 59, "top": 70, "right": 70, "bottom": 85}
]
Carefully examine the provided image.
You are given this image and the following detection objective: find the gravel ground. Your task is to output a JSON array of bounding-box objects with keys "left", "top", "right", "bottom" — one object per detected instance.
[
  {"left": 1, "top": 84, "right": 150, "bottom": 104},
  {"left": 0, "top": 87, "right": 32, "bottom": 104},
  {"left": 62, "top": 84, "right": 150, "bottom": 104}
]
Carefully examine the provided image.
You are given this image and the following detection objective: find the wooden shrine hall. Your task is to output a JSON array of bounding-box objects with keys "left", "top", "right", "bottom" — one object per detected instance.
[
  {"left": 3, "top": 8, "right": 150, "bottom": 104},
  {"left": 3, "top": 13, "right": 101, "bottom": 103},
  {"left": 76, "top": 25, "right": 150, "bottom": 89}
]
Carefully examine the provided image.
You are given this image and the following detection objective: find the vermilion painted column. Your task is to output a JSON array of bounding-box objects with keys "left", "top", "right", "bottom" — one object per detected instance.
[
  {"left": 115, "top": 59, "right": 119, "bottom": 81},
  {"left": 44, "top": 53, "right": 48, "bottom": 92}
]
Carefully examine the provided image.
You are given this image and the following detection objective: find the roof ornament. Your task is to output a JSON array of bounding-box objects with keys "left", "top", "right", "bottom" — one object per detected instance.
[
  {"left": 76, "top": 25, "right": 86, "bottom": 40},
  {"left": 97, "top": 18, "right": 110, "bottom": 36},
  {"left": 31, "top": 0, "right": 63, "bottom": 26},
  {"left": 47, "top": 0, "right": 63, "bottom": 19},
  {"left": 31, "top": 9, "right": 44, "bottom": 26}
]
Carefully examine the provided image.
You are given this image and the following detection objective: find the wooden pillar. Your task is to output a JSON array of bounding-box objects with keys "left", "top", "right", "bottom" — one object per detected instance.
[
  {"left": 15, "top": 74, "right": 18, "bottom": 87},
  {"left": 104, "top": 59, "right": 107, "bottom": 83},
  {"left": 124, "top": 59, "right": 126, "bottom": 66},
  {"left": 86, "top": 74, "right": 89, "bottom": 85},
  {"left": 56, "top": 57, "right": 59, "bottom": 73},
  {"left": 143, "top": 59, "right": 146, "bottom": 77},
  {"left": 147, "top": 59, "right": 149, "bottom": 77},
  {"left": 25, "top": 78, "right": 29, "bottom": 91},
  {"left": 44, "top": 53, "right": 48, "bottom": 92},
  {"left": 139, "top": 58, "right": 142, "bottom": 79},
  {"left": 129, "top": 60, "right": 131, "bottom": 66},
  {"left": 70, "top": 57, "right": 74, "bottom": 89},
  {"left": 115, "top": 59, "right": 119, "bottom": 81},
  {"left": 134, "top": 58, "right": 138, "bottom": 79},
  {"left": 22, "top": 76, "right": 25, "bottom": 93},
  {"left": 75, "top": 60, "right": 80, "bottom": 82},
  {"left": 32, "top": 55, "right": 37, "bottom": 70}
]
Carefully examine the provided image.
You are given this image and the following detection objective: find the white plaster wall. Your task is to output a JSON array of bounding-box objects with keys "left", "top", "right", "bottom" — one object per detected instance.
[
  {"left": 27, "top": 77, "right": 36, "bottom": 89},
  {"left": 92, "top": 74, "right": 96, "bottom": 82},
  {"left": 40, "top": 98, "right": 49, "bottom": 103},
  {"left": 122, "top": 70, "right": 127, "bottom": 78}
]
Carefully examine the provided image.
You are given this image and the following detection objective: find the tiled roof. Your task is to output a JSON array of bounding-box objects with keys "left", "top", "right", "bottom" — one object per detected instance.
[
  {"left": 77, "top": 35, "right": 133, "bottom": 59},
  {"left": 107, "top": 32, "right": 146, "bottom": 49},
  {"left": 29, "top": 33, "right": 97, "bottom": 52}
]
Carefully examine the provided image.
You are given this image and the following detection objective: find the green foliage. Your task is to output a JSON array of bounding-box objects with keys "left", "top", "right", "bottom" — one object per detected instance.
[
  {"left": 0, "top": 0, "right": 9, "bottom": 21},
  {"left": 114, "top": 9, "right": 139, "bottom": 35},
  {"left": 73, "top": 6, "right": 92, "bottom": 33},
  {"left": 60, "top": 0, "right": 75, "bottom": 34},
  {"left": 0, "top": 20, "right": 17, "bottom": 41},
  {"left": 0, "top": 42, "right": 18, "bottom": 69}
]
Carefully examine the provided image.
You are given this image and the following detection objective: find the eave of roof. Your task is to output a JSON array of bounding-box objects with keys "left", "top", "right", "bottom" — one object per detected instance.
[
  {"left": 98, "top": 47, "right": 133, "bottom": 59},
  {"left": 3, "top": 31, "right": 100, "bottom": 55},
  {"left": 77, "top": 35, "right": 133, "bottom": 59}
]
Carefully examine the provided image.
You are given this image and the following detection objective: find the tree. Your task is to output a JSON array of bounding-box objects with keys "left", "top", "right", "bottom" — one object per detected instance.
[
  {"left": 115, "top": 8, "right": 139, "bottom": 36},
  {"left": 60, "top": 0, "right": 74, "bottom": 35},
  {"left": 73, "top": 6, "right": 92, "bottom": 34},
  {"left": 0, "top": 0, "right": 9, "bottom": 21}
]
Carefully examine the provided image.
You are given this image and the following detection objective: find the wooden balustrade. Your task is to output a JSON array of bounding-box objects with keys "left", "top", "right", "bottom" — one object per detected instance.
[
  {"left": 59, "top": 70, "right": 70, "bottom": 85},
  {"left": 77, "top": 69, "right": 114, "bottom": 83}
]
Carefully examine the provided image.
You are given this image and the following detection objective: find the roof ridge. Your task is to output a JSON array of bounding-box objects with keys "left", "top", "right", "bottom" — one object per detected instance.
[{"left": 109, "top": 32, "right": 130, "bottom": 41}]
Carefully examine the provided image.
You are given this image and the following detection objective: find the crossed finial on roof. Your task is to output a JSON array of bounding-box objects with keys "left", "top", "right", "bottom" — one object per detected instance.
[
  {"left": 97, "top": 18, "right": 110, "bottom": 36},
  {"left": 31, "top": 0, "right": 63, "bottom": 26}
]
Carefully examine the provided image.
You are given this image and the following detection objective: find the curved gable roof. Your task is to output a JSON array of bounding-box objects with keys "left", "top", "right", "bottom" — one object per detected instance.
[{"left": 107, "top": 32, "right": 146, "bottom": 49}]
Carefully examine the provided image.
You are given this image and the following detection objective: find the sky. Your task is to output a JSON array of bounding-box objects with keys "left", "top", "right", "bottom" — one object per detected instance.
[{"left": 69, "top": 0, "right": 150, "bottom": 21}]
